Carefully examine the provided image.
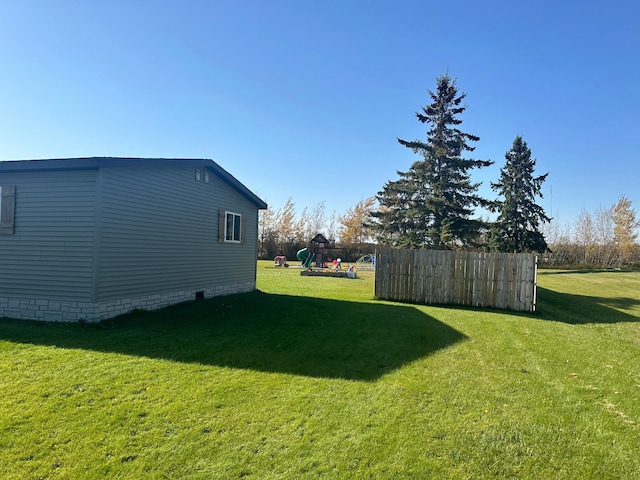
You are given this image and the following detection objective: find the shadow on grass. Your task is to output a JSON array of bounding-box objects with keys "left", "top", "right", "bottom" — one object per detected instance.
[
  {"left": 0, "top": 291, "right": 466, "bottom": 381},
  {"left": 538, "top": 269, "right": 634, "bottom": 275},
  {"left": 535, "top": 287, "right": 640, "bottom": 324}
]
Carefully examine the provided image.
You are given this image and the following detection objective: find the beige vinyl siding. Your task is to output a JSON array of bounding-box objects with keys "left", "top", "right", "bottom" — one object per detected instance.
[
  {"left": 96, "top": 165, "right": 258, "bottom": 301},
  {"left": 0, "top": 170, "right": 97, "bottom": 301}
]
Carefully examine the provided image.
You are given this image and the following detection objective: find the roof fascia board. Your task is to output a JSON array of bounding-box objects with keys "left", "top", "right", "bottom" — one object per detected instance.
[{"left": 0, "top": 157, "right": 267, "bottom": 209}]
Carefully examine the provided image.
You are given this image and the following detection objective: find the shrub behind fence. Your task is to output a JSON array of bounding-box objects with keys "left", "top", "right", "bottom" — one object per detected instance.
[{"left": 374, "top": 248, "right": 538, "bottom": 312}]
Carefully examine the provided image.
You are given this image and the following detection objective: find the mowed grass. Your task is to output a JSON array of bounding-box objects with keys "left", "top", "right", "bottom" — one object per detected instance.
[{"left": 0, "top": 263, "right": 639, "bottom": 479}]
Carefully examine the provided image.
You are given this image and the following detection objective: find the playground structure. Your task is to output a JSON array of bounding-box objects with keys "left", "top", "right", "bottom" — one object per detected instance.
[
  {"left": 273, "top": 255, "right": 288, "bottom": 267},
  {"left": 297, "top": 233, "right": 356, "bottom": 278},
  {"left": 355, "top": 254, "right": 376, "bottom": 271},
  {"left": 296, "top": 233, "right": 333, "bottom": 269},
  {"left": 296, "top": 247, "right": 314, "bottom": 269}
]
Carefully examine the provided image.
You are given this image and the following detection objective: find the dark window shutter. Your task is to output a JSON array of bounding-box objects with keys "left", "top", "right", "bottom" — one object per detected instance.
[
  {"left": 218, "top": 209, "right": 225, "bottom": 243},
  {"left": 1, "top": 186, "right": 16, "bottom": 235},
  {"left": 241, "top": 213, "right": 246, "bottom": 244}
]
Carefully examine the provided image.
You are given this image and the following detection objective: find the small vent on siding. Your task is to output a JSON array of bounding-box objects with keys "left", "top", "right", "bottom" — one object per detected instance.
[{"left": 195, "top": 291, "right": 205, "bottom": 301}]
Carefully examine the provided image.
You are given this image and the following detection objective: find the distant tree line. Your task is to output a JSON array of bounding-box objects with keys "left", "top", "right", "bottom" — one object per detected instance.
[
  {"left": 261, "top": 193, "right": 640, "bottom": 268},
  {"left": 259, "top": 199, "right": 331, "bottom": 261},
  {"left": 258, "top": 197, "right": 375, "bottom": 262},
  {"left": 542, "top": 196, "right": 640, "bottom": 268}
]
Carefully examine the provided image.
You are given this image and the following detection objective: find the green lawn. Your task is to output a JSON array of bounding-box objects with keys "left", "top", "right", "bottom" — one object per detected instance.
[{"left": 1, "top": 263, "right": 639, "bottom": 479}]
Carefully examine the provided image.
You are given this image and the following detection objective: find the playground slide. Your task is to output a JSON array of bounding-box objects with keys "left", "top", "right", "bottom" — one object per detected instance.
[{"left": 296, "top": 248, "right": 315, "bottom": 268}]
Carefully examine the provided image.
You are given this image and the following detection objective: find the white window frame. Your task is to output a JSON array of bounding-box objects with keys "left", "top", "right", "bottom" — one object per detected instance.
[{"left": 224, "top": 211, "right": 242, "bottom": 243}]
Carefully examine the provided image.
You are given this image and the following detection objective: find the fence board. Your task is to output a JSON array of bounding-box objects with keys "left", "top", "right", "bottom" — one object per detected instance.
[{"left": 374, "top": 248, "right": 537, "bottom": 312}]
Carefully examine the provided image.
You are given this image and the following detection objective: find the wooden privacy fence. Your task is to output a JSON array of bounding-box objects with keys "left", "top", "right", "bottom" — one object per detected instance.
[{"left": 374, "top": 248, "right": 538, "bottom": 312}]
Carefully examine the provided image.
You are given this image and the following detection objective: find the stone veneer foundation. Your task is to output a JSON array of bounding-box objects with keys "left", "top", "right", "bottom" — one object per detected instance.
[{"left": 0, "top": 282, "right": 255, "bottom": 323}]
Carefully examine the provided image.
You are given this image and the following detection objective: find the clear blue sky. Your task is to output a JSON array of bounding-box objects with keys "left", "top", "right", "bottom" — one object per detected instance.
[{"left": 1, "top": 1, "right": 638, "bottom": 226}]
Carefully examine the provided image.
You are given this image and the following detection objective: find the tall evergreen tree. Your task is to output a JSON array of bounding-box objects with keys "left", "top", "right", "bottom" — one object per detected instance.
[
  {"left": 373, "top": 175, "right": 425, "bottom": 248},
  {"left": 491, "top": 136, "right": 550, "bottom": 253},
  {"left": 371, "top": 74, "right": 492, "bottom": 249}
]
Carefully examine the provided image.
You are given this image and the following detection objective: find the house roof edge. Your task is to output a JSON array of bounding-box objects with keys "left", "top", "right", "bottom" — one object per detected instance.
[{"left": 0, "top": 157, "right": 268, "bottom": 209}]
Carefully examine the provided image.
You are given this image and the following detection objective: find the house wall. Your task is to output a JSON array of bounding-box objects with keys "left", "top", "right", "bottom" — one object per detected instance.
[
  {"left": 95, "top": 164, "right": 259, "bottom": 303},
  {"left": 0, "top": 169, "right": 97, "bottom": 304},
  {"left": 0, "top": 163, "right": 261, "bottom": 323}
]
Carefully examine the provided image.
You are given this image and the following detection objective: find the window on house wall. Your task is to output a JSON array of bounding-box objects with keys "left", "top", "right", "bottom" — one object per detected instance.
[
  {"left": 218, "top": 209, "right": 246, "bottom": 244},
  {"left": 225, "top": 212, "right": 242, "bottom": 243}
]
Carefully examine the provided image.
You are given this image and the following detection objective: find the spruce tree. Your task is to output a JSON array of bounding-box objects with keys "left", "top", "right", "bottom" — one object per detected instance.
[
  {"left": 372, "top": 74, "right": 492, "bottom": 249},
  {"left": 491, "top": 136, "right": 550, "bottom": 253},
  {"left": 372, "top": 176, "right": 421, "bottom": 248}
]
